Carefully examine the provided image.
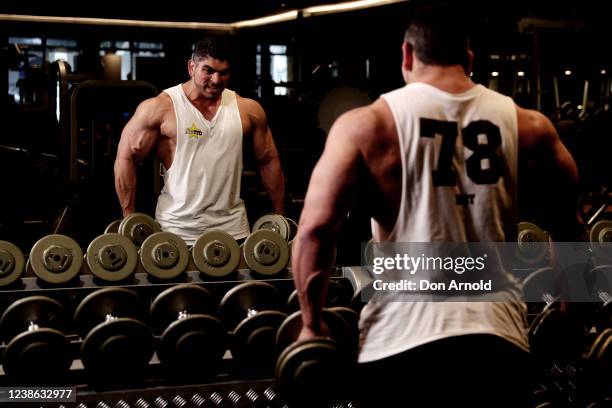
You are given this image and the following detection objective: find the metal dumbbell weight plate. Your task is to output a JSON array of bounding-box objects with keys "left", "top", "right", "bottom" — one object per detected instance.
[
  {"left": 253, "top": 214, "right": 290, "bottom": 241},
  {"left": 30, "top": 234, "right": 83, "bottom": 284},
  {"left": 118, "top": 213, "right": 161, "bottom": 247},
  {"left": 140, "top": 232, "right": 189, "bottom": 280},
  {"left": 243, "top": 230, "right": 290, "bottom": 276},
  {"left": 75, "top": 288, "right": 153, "bottom": 385},
  {"left": 590, "top": 220, "right": 612, "bottom": 263},
  {"left": 286, "top": 280, "right": 351, "bottom": 312},
  {"left": 86, "top": 233, "right": 138, "bottom": 282},
  {"left": 0, "top": 240, "right": 25, "bottom": 287},
  {"left": 104, "top": 219, "right": 122, "bottom": 234},
  {"left": 516, "top": 222, "right": 549, "bottom": 265},
  {"left": 286, "top": 217, "right": 298, "bottom": 242},
  {"left": 192, "top": 230, "right": 241, "bottom": 278},
  {"left": 0, "top": 296, "right": 71, "bottom": 382}
]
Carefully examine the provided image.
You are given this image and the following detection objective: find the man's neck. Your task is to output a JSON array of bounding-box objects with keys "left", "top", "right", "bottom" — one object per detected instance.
[
  {"left": 182, "top": 82, "right": 222, "bottom": 108},
  {"left": 409, "top": 64, "right": 475, "bottom": 94}
]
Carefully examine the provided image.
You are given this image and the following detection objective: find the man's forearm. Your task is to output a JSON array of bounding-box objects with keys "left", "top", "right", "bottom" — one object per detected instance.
[
  {"left": 259, "top": 157, "right": 285, "bottom": 214},
  {"left": 293, "top": 227, "right": 335, "bottom": 334},
  {"left": 114, "top": 157, "right": 138, "bottom": 217}
]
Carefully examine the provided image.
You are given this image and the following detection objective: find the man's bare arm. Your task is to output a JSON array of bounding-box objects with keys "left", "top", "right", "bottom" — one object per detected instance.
[
  {"left": 293, "top": 106, "right": 378, "bottom": 338},
  {"left": 248, "top": 99, "right": 286, "bottom": 214},
  {"left": 517, "top": 106, "right": 582, "bottom": 241},
  {"left": 114, "top": 97, "right": 164, "bottom": 216}
]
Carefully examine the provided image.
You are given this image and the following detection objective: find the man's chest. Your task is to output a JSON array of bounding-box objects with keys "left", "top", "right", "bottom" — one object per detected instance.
[{"left": 159, "top": 108, "right": 250, "bottom": 140}]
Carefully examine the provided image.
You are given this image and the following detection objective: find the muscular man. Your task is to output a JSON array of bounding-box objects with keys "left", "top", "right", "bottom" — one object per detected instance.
[
  {"left": 292, "top": 6, "right": 580, "bottom": 407},
  {"left": 115, "top": 38, "right": 285, "bottom": 244}
]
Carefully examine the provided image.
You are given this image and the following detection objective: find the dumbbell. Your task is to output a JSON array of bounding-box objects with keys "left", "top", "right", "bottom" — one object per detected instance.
[
  {"left": 74, "top": 287, "right": 154, "bottom": 386},
  {"left": 0, "top": 240, "right": 25, "bottom": 287},
  {"left": 218, "top": 281, "right": 287, "bottom": 376},
  {"left": 590, "top": 220, "right": 612, "bottom": 264},
  {"left": 191, "top": 230, "right": 241, "bottom": 279},
  {"left": 588, "top": 265, "right": 612, "bottom": 330},
  {"left": 140, "top": 231, "right": 190, "bottom": 280},
  {"left": 0, "top": 296, "right": 71, "bottom": 384},
  {"left": 253, "top": 214, "right": 292, "bottom": 241},
  {"left": 150, "top": 284, "right": 227, "bottom": 380},
  {"left": 522, "top": 267, "right": 560, "bottom": 317},
  {"left": 85, "top": 233, "right": 139, "bottom": 282},
  {"left": 275, "top": 309, "right": 357, "bottom": 407},
  {"left": 118, "top": 213, "right": 161, "bottom": 247},
  {"left": 286, "top": 280, "right": 351, "bottom": 313},
  {"left": 251, "top": 213, "right": 295, "bottom": 270},
  {"left": 582, "top": 328, "right": 611, "bottom": 399},
  {"left": 529, "top": 304, "right": 587, "bottom": 369},
  {"left": 350, "top": 280, "right": 374, "bottom": 313},
  {"left": 516, "top": 222, "right": 549, "bottom": 266},
  {"left": 28, "top": 234, "right": 83, "bottom": 284},
  {"left": 242, "top": 230, "right": 290, "bottom": 276},
  {"left": 105, "top": 219, "right": 122, "bottom": 234},
  {"left": 326, "top": 306, "right": 360, "bottom": 338}
]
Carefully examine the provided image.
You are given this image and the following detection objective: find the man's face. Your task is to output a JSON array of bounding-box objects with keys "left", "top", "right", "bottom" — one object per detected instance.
[{"left": 189, "top": 56, "right": 230, "bottom": 99}]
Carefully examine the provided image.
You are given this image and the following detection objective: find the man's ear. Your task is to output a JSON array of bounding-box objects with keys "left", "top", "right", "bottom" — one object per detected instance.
[
  {"left": 188, "top": 59, "right": 195, "bottom": 77},
  {"left": 402, "top": 42, "right": 414, "bottom": 71}
]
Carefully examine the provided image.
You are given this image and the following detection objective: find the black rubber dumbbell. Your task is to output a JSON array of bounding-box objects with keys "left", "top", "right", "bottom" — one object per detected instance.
[
  {"left": 275, "top": 309, "right": 357, "bottom": 407},
  {"left": 581, "top": 328, "right": 611, "bottom": 399},
  {"left": 74, "top": 287, "right": 154, "bottom": 387},
  {"left": 529, "top": 304, "right": 587, "bottom": 369},
  {"left": 0, "top": 296, "right": 72, "bottom": 384},
  {"left": 150, "top": 284, "right": 227, "bottom": 381},
  {"left": 286, "top": 280, "right": 351, "bottom": 313},
  {"left": 218, "top": 281, "right": 287, "bottom": 376},
  {"left": 587, "top": 265, "right": 612, "bottom": 331}
]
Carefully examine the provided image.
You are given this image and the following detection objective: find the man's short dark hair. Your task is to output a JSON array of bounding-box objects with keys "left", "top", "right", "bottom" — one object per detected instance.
[
  {"left": 192, "top": 38, "right": 233, "bottom": 63},
  {"left": 404, "top": 4, "right": 469, "bottom": 69}
]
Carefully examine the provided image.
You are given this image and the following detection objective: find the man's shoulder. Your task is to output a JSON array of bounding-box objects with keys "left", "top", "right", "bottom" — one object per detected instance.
[
  {"left": 516, "top": 105, "right": 557, "bottom": 150},
  {"left": 139, "top": 92, "right": 172, "bottom": 111},
  {"left": 235, "top": 94, "right": 266, "bottom": 123},
  {"left": 331, "top": 99, "right": 396, "bottom": 144}
]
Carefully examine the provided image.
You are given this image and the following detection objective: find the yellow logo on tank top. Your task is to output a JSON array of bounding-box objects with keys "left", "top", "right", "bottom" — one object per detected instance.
[{"left": 186, "top": 123, "right": 203, "bottom": 139}]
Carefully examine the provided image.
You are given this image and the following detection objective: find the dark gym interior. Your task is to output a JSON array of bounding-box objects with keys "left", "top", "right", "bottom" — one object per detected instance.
[{"left": 0, "top": 1, "right": 610, "bottom": 407}]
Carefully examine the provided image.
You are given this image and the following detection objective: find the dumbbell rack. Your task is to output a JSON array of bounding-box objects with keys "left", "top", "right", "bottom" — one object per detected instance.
[{"left": 0, "top": 268, "right": 361, "bottom": 408}]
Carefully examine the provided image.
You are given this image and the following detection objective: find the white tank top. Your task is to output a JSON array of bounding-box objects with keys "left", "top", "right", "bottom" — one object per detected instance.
[
  {"left": 155, "top": 85, "right": 250, "bottom": 245},
  {"left": 358, "top": 83, "right": 529, "bottom": 363}
]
